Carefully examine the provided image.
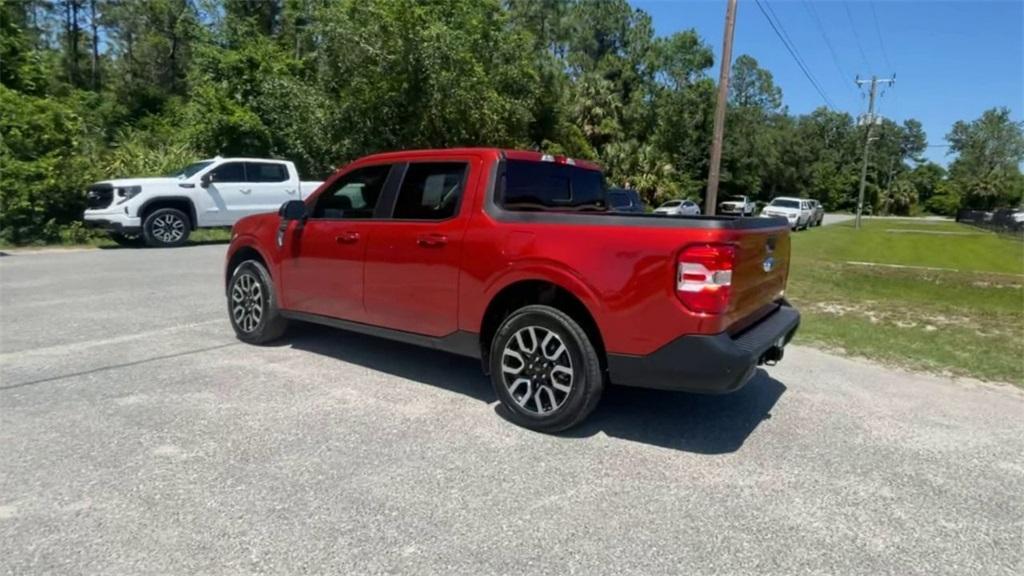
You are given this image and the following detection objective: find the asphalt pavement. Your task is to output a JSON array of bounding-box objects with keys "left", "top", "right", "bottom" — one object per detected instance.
[{"left": 1, "top": 243, "right": 1022, "bottom": 575}]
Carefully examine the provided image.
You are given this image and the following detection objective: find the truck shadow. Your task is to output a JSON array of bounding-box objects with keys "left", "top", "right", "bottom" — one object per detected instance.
[{"left": 285, "top": 323, "right": 785, "bottom": 455}]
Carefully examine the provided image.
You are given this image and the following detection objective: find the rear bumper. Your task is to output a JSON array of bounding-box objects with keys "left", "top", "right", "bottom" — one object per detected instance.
[{"left": 607, "top": 303, "right": 800, "bottom": 393}]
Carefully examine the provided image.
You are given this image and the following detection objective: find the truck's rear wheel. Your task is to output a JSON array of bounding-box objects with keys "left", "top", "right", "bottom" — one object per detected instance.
[
  {"left": 227, "top": 260, "right": 288, "bottom": 344},
  {"left": 143, "top": 208, "right": 191, "bottom": 247},
  {"left": 489, "top": 305, "right": 604, "bottom": 433}
]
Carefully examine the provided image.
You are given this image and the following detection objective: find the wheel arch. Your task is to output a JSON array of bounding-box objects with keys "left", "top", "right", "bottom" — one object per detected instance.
[
  {"left": 139, "top": 197, "right": 198, "bottom": 230},
  {"left": 225, "top": 243, "right": 272, "bottom": 292},
  {"left": 479, "top": 278, "right": 607, "bottom": 374}
]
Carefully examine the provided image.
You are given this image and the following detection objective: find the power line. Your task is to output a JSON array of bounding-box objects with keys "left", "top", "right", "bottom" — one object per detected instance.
[
  {"left": 754, "top": 0, "right": 836, "bottom": 110},
  {"left": 802, "top": 0, "right": 856, "bottom": 99},
  {"left": 869, "top": 1, "right": 893, "bottom": 73},
  {"left": 843, "top": 1, "right": 870, "bottom": 72}
]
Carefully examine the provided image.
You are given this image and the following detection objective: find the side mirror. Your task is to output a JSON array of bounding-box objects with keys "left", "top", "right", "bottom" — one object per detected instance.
[
  {"left": 200, "top": 173, "right": 212, "bottom": 188},
  {"left": 279, "top": 200, "right": 308, "bottom": 221},
  {"left": 276, "top": 200, "right": 308, "bottom": 248}
]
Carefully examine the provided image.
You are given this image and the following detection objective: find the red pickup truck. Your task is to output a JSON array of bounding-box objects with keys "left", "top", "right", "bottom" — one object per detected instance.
[{"left": 225, "top": 148, "right": 799, "bottom": 432}]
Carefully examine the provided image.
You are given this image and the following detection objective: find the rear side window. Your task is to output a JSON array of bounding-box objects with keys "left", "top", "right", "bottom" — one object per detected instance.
[
  {"left": 209, "top": 162, "right": 246, "bottom": 183},
  {"left": 393, "top": 162, "right": 467, "bottom": 220},
  {"left": 608, "top": 191, "right": 630, "bottom": 208},
  {"left": 312, "top": 164, "right": 391, "bottom": 219},
  {"left": 246, "top": 162, "right": 288, "bottom": 183},
  {"left": 502, "top": 160, "right": 606, "bottom": 211}
]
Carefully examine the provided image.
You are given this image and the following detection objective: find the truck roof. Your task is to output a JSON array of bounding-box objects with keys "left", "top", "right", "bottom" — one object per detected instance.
[
  {"left": 198, "top": 157, "right": 294, "bottom": 163},
  {"left": 353, "top": 148, "right": 603, "bottom": 172}
]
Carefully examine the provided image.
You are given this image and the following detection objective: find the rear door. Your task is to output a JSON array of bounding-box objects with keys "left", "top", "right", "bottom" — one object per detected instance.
[
  {"left": 278, "top": 163, "right": 395, "bottom": 322},
  {"left": 245, "top": 161, "right": 295, "bottom": 215},
  {"left": 362, "top": 159, "right": 475, "bottom": 336}
]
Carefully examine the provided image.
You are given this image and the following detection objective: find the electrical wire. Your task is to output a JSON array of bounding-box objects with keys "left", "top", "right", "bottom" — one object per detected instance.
[
  {"left": 843, "top": 1, "right": 871, "bottom": 72},
  {"left": 802, "top": 0, "right": 857, "bottom": 100},
  {"left": 869, "top": 0, "right": 894, "bottom": 73},
  {"left": 753, "top": 0, "right": 837, "bottom": 110}
]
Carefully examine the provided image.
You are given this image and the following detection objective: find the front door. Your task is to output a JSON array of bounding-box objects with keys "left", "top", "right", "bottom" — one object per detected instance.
[
  {"left": 363, "top": 161, "right": 473, "bottom": 337},
  {"left": 203, "top": 161, "right": 252, "bottom": 224},
  {"left": 278, "top": 163, "right": 394, "bottom": 322}
]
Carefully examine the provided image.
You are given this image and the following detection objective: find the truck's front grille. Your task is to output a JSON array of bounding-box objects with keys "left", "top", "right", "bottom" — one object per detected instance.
[{"left": 86, "top": 185, "right": 113, "bottom": 209}]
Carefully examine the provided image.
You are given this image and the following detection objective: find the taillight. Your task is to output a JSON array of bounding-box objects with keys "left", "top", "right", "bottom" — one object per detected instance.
[{"left": 676, "top": 244, "right": 736, "bottom": 314}]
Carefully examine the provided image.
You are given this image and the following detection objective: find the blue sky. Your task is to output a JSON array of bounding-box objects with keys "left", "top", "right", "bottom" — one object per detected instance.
[{"left": 632, "top": 0, "right": 1024, "bottom": 165}]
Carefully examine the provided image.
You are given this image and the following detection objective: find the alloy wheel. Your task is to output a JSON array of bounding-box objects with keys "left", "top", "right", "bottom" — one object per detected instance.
[
  {"left": 500, "top": 326, "right": 574, "bottom": 415},
  {"left": 152, "top": 213, "right": 186, "bottom": 243},
  {"left": 231, "top": 273, "right": 264, "bottom": 333}
]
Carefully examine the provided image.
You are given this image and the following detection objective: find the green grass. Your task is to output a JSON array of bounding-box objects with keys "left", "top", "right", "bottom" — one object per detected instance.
[
  {"left": 787, "top": 219, "right": 1024, "bottom": 385},
  {"left": 0, "top": 228, "right": 232, "bottom": 250}
]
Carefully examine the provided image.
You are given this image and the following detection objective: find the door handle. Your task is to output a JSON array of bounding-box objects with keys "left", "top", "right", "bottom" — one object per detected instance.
[
  {"left": 336, "top": 231, "right": 360, "bottom": 244},
  {"left": 286, "top": 189, "right": 297, "bottom": 195},
  {"left": 416, "top": 233, "right": 448, "bottom": 247},
  {"left": 241, "top": 188, "right": 252, "bottom": 194}
]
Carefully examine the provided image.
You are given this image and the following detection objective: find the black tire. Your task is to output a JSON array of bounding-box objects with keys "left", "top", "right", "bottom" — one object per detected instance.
[
  {"left": 109, "top": 232, "right": 143, "bottom": 247},
  {"left": 227, "top": 260, "right": 289, "bottom": 344},
  {"left": 142, "top": 207, "right": 191, "bottom": 248},
  {"left": 489, "top": 304, "right": 604, "bottom": 433}
]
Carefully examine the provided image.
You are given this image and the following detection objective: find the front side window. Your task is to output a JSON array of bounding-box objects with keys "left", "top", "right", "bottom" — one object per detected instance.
[
  {"left": 209, "top": 162, "right": 246, "bottom": 183},
  {"left": 502, "top": 160, "right": 606, "bottom": 211},
  {"left": 393, "top": 162, "right": 467, "bottom": 220},
  {"left": 246, "top": 162, "right": 288, "bottom": 183},
  {"left": 167, "top": 161, "right": 213, "bottom": 178},
  {"left": 312, "top": 164, "right": 391, "bottom": 219}
]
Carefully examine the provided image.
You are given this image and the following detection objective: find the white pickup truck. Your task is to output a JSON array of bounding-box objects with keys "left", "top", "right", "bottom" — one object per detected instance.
[{"left": 83, "top": 157, "right": 323, "bottom": 247}]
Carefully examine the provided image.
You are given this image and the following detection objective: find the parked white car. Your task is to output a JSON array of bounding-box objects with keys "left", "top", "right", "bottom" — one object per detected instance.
[
  {"left": 83, "top": 157, "right": 323, "bottom": 247},
  {"left": 718, "top": 195, "right": 756, "bottom": 216},
  {"left": 760, "top": 197, "right": 813, "bottom": 230},
  {"left": 653, "top": 199, "right": 702, "bottom": 216}
]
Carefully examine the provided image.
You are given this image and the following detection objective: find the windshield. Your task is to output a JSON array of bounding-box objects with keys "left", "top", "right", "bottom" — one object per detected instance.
[
  {"left": 770, "top": 199, "right": 800, "bottom": 209},
  {"left": 725, "top": 196, "right": 746, "bottom": 202},
  {"left": 660, "top": 200, "right": 681, "bottom": 207},
  {"left": 166, "top": 161, "right": 214, "bottom": 179}
]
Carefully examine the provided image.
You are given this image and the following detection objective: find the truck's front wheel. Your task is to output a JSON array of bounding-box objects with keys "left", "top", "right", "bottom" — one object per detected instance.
[
  {"left": 143, "top": 208, "right": 191, "bottom": 248},
  {"left": 489, "top": 305, "right": 604, "bottom": 433},
  {"left": 227, "top": 260, "right": 289, "bottom": 344}
]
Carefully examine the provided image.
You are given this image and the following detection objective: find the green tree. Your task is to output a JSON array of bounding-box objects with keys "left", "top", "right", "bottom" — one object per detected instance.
[{"left": 946, "top": 107, "right": 1024, "bottom": 209}]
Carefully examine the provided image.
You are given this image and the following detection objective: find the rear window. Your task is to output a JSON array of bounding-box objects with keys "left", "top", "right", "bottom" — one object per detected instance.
[
  {"left": 770, "top": 199, "right": 800, "bottom": 209},
  {"left": 502, "top": 160, "right": 606, "bottom": 211},
  {"left": 246, "top": 162, "right": 288, "bottom": 183},
  {"left": 608, "top": 191, "right": 632, "bottom": 208}
]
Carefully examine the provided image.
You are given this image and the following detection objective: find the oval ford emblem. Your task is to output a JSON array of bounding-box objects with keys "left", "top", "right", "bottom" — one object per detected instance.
[{"left": 763, "top": 256, "right": 775, "bottom": 273}]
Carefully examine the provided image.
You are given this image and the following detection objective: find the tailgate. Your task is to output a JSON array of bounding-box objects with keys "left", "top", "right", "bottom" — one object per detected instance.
[{"left": 725, "top": 227, "right": 790, "bottom": 329}]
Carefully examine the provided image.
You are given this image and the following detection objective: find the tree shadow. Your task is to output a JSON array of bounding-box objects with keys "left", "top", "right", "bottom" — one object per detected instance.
[{"left": 284, "top": 323, "right": 785, "bottom": 454}]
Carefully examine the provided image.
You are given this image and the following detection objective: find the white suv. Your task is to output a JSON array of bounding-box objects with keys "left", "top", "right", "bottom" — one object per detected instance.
[
  {"left": 83, "top": 157, "right": 322, "bottom": 247},
  {"left": 653, "top": 199, "right": 702, "bottom": 216},
  {"left": 761, "top": 197, "right": 813, "bottom": 230}
]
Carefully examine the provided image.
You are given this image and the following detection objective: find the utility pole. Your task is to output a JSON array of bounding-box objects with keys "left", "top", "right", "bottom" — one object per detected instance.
[
  {"left": 855, "top": 75, "right": 895, "bottom": 228},
  {"left": 705, "top": 0, "right": 738, "bottom": 216}
]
